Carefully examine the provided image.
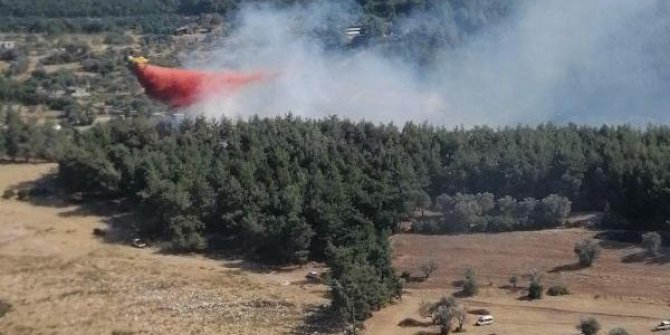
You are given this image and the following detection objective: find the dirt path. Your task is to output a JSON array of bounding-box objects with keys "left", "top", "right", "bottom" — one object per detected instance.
[{"left": 0, "top": 164, "right": 328, "bottom": 335}]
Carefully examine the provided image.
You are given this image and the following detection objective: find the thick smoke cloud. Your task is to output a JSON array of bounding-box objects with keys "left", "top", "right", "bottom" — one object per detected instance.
[{"left": 186, "top": 0, "right": 670, "bottom": 127}]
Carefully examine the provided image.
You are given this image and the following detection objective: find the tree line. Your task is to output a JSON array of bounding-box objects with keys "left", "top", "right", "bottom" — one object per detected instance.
[
  {"left": 414, "top": 193, "right": 571, "bottom": 234},
  {"left": 50, "top": 117, "right": 670, "bottom": 239}
]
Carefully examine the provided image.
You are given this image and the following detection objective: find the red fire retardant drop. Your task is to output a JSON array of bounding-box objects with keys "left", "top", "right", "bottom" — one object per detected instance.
[{"left": 131, "top": 61, "right": 274, "bottom": 108}]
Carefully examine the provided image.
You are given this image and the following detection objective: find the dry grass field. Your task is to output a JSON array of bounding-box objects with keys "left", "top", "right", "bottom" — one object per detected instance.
[
  {"left": 364, "top": 230, "right": 670, "bottom": 334},
  {"left": 0, "top": 164, "right": 329, "bottom": 335}
]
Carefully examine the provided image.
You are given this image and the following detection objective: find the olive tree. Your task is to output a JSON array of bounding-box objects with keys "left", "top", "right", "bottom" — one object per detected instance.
[
  {"left": 420, "top": 259, "right": 438, "bottom": 279},
  {"left": 578, "top": 317, "right": 601, "bottom": 335},
  {"left": 431, "top": 297, "right": 457, "bottom": 335},
  {"left": 462, "top": 268, "right": 478, "bottom": 296},
  {"left": 528, "top": 270, "right": 543, "bottom": 300},
  {"left": 430, "top": 297, "right": 467, "bottom": 335},
  {"left": 574, "top": 239, "right": 600, "bottom": 267}
]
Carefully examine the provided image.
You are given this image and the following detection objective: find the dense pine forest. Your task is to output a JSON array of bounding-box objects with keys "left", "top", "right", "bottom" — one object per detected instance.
[{"left": 3, "top": 112, "right": 670, "bottom": 319}]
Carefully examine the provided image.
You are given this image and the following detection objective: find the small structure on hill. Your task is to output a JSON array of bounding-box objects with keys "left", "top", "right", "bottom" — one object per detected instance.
[
  {"left": 0, "top": 41, "right": 16, "bottom": 50},
  {"left": 174, "top": 24, "right": 197, "bottom": 36},
  {"left": 344, "top": 26, "right": 364, "bottom": 41},
  {"left": 67, "top": 86, "right": 90, "bottom": 98},
  {"left": 344, "top": 26, "right": 369, "bottom": 46}
]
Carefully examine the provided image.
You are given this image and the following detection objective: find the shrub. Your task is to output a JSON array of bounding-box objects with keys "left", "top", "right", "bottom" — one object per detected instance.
[
  {"left": 16, "top": 189, "right": 30, "bottom": 201},
  {"left": 462, "top": 268, "right": 478, "bottom": 297},
  {"left": 509, "top": 275, "right": 518, "bottom": 288},
  {"left": 400, "top": 271, "right": 412, "bottom": 280},
  {"left": 608, "top": 328, "right": 629, "bottom": 335},
  {"left": 2, "top": 189, "right": 14, "bottom": 199},
  {"left": 574, "top": 239, "right": 600, "bottom": 267},
  {"left": 528, "top": 280, "right": 543, "bottom": 299},
  {"left": 578, "top": 317, "right": 601, "bottom": 335},
  {"left": 641, "top": 232, "right": 661, "bottom": 256},
  {"left": 547, "top": 285, "right": 570, "bottom": 296},
  {"left": 528, "top": 271, "right": 543, "bottom": 300},
  {"left": 420, "top": 259, "right": 438, "bottom": 279},
  {"left": 0, "top": 299, "right": 11, "bottom": 318},
  {"left": 429, "top": 297, "right": 459, "bottom": 335}
]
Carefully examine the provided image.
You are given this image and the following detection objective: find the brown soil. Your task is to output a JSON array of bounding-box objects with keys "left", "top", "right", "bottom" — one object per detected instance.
[
  {"left": 364, "top": 230, "right": 670, "bottom": 334},
  {"left": 0, "top": 164, "right": 329, "bottom": 335}
]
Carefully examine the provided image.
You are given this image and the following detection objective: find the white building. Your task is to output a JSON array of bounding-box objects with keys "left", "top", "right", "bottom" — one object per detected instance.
[
  {"left": 67, "top": 86, "right": 90, "bottom": 98},
  {"left": 344, "top": 27, "right": 363, "bottom": 42},
  {"left": 0, "top": 41, "right": 16, "bottom": 49}
]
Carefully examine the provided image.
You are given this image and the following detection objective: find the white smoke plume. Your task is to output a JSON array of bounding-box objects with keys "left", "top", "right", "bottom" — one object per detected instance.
[{"left": 185, "top": 0, "right": 670, "bottom": 127}]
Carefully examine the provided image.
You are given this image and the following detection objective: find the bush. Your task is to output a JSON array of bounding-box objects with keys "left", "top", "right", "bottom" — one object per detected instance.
[
  {"left": 7, "top": 57, "right": 30, "bottom": 76},
  {"left": 547, "top": 285, "right": 570, "bottom": 296},
  {"left": 0, "top": 48, "right": 19, "bottom": 61},
  {"left": 509, "top": 275, "right": 518, "bottom": 288},
  {"left": 574, "top": 239, "right": 600, "bottom": 267},
  {"left": 462, "top": 268, "right": 478, "bottom": 297},
  {"left": 16, "top": 189, "right": 30, "bottom": 201},
  {"left": 528, "top": 271, "right": 543, "bottom": 300},
  {"left": 641, "top": 232, "right": 661, "bottom": 256},
  {"left": 608, "top": 328, "right": 629, "bottom": 335},
  {"left": 420, "top": 259, "right": 438, "bottom": 279},
  {"left": 528, "top": 280, "right": 543, "bottom": 299},
  {"left": 0, "top": 299, "right": 11, "bottom": 318},
  {"left": 2, "top": 189, "right": 15, "bottom": 199},
  {"left": 578, "top": 317, "right": 601, "bottom": 335}
]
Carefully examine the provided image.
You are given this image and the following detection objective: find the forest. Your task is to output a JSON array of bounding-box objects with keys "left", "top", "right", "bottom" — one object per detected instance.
[{"left": 4, "top": 113, "right": 669, "bottom": 236}]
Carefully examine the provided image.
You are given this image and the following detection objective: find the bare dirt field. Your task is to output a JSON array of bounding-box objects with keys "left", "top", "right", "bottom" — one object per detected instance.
[
  {"left": 0, "top": 164, "right": 329, "bottom": 335},
  {"left": 364, "top": 230, "right": 670, "bottom": 334}
]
